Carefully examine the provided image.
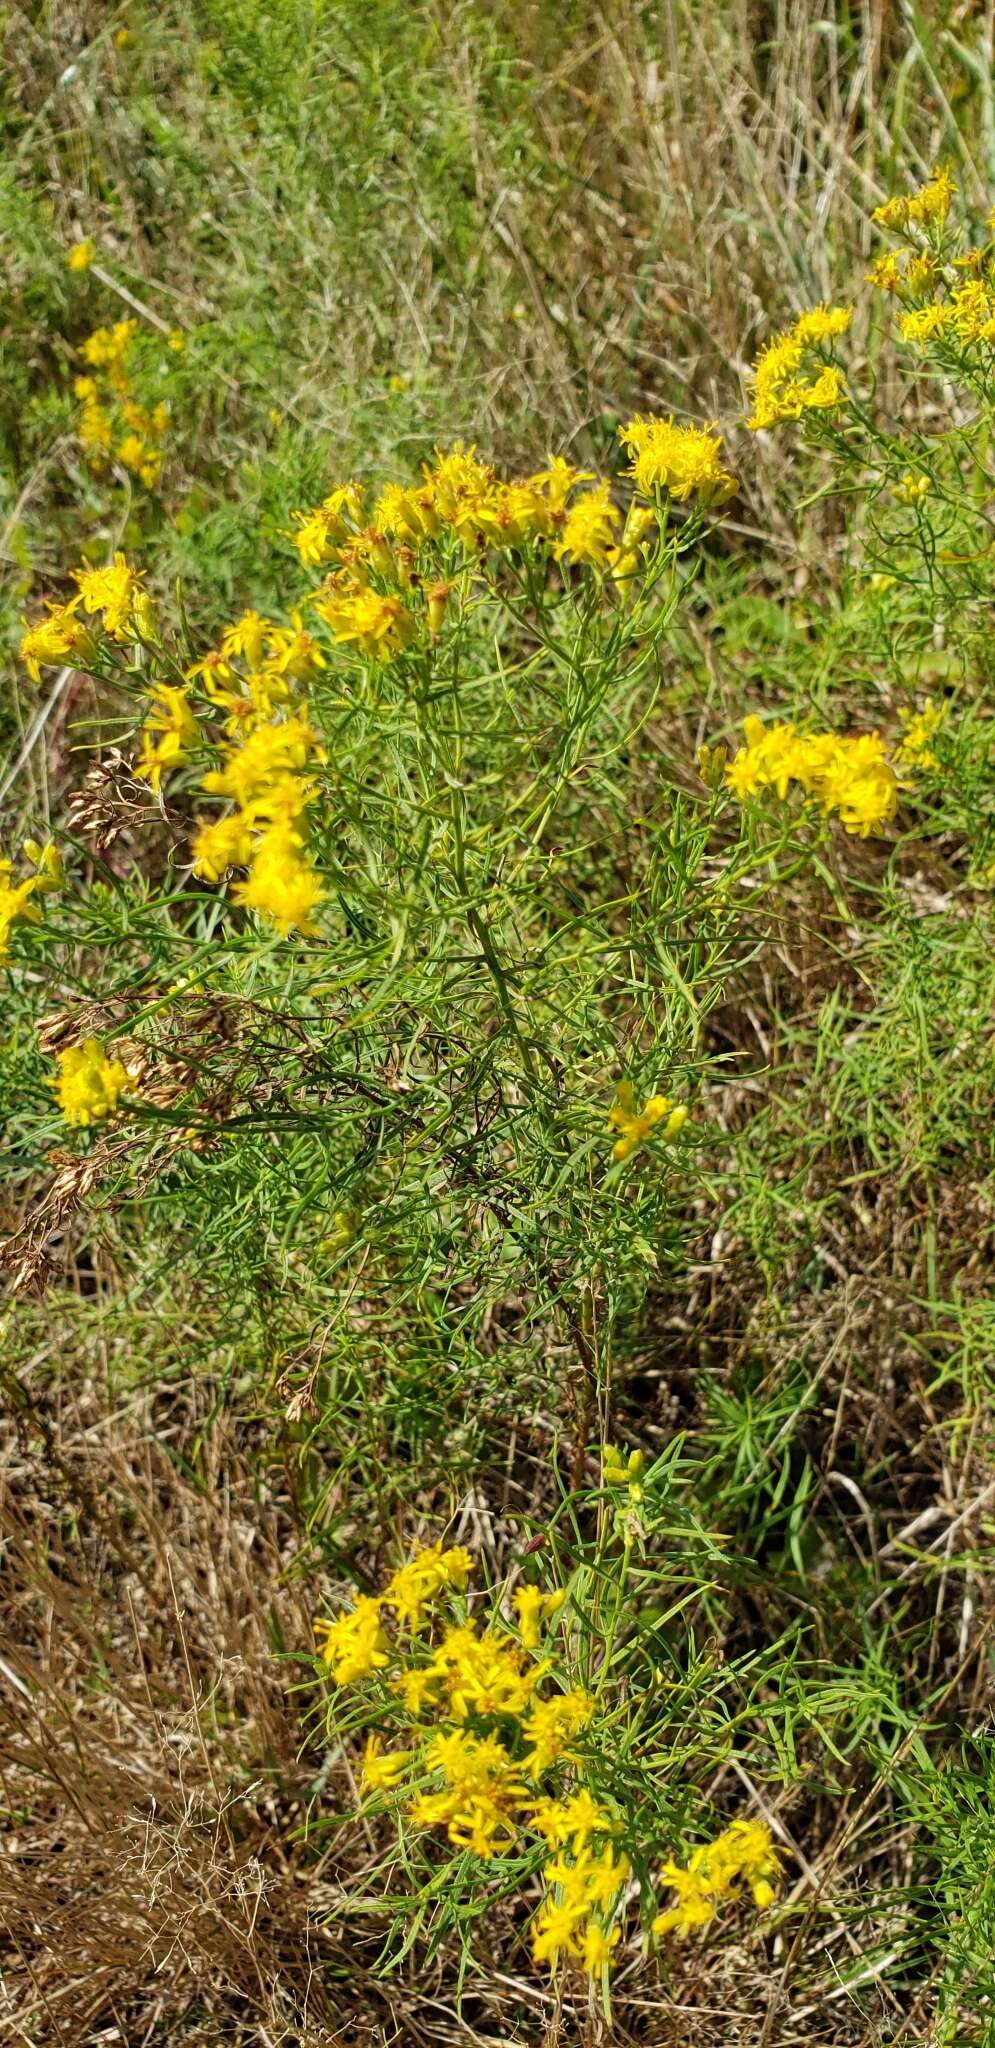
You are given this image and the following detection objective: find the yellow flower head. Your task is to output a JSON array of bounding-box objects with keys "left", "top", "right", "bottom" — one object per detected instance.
[
  {"left": 68, "top": 237, "right": 96, "bottom": 272},
  {"left": 52, "top": 1038, "right": 131, "bottom": 1127},
  {"left": 0, "top": 861, "right": 44, "bottom": 961},
  {"left": 374, "top": 481, "right": 440, "bottom": 544},
  {"left": 527, "top": 455, "right": 595, "bottom": 512},
  {"left": 872, "top": 165, "right": 955, "bottom": 234},
  {"left": 72, "top": 553, "right": 144, "bottom": 640},
  {"left": 360, "top": 1736, "right": 413, "bottom": 1795},
  {"left": 529, "top": 1787, "right": 615, "bottom": 1852},
  {"left": 802, "top": 364, "right": 846, "bottom": 411},
  {"left": 232, "top": 824, "right": 325, "bottom": 938},
  {"left": 202, "top": 715, "right": 321, "bottom": 809},
  {"left": 747, "top": 307, "right": 850, "bottom": 430},
  {"left": 905, "top": 252, "right": 938, "bottom": 294},
  {"left": 292, "top": 505, "right": 340, "bottom": 568},
  {"left": 472, "top": 479, "right": 553, "bottom": 550},
  {"left": 531, "top": 1896, "right": 586, "bottom": 1965},
  {"left": 392, "top": 1665, "right": 440, "bottom": 1715},
  {"left": 382, "top": 1541, "right": 475, "bottom": 1629},
  {"left": 423, "top": 442, "right": 495, "bottom": 525},
  {"left": 190, "top": 814, "right": 253, "bottom": 882},
  {"left": 117, "top": 433, "right": 162, "bottom": 488},
  {"left": 427, "top": 1622, "right": 539, "bottom": 1722},
  {"left": 134, "top": 685, "right": 199, "bottom": 792},
  {"left": 724, "top": 715, "right": 900, "bottom": 837},
  {"left": 866, "top": 251, "right": 903, "bottom": 292},
  {"left": 619, "top": 414, "right": 736, "bottom": 504},
  {"left": 513, "top": 1584, "right": 566, "bottom": 1650},
  {"left": 792, "top": 304, "right": 853, "bottom": 347},
  {"left": 580, "top": 1920, "right": 619, "bottom": 1973},
  {"left": 217, "top": 610, "right": 272, "bottom": 670},
  {"left": 315, "top": 1595, "right": 389, "bottom": 1685},
  {"left": 895, "top": 696, "right": 944, "bottom": 772},
  {"left": 288, "top": 486, "right": 363, "bottom": 567},
  {"left": 553, "top": 482, "right": 620, "bottom": 566},
  {"left": 899, "top": 302, "right": 952, "bottom": 349},
  {"left": 521, "top": 1686, "right": 593, "bottom": 1776},
  {"left": 948, "top": 277, "right": 995, "bottom": 343},
  {"left": 652, "top": 1862, "right": 717, "bottom": 1936},
  {"left": 20, "top": 601, "right": 94, "bottom": 682},
  {"left": 543, "top": 1843, "right": 630, "bottom": 1914},
  {"left": 314, "top": 586, "right": 416, "bottom": 661},
  {"left": 608, "top": 1080, "right": 686, "bottom": 1161},
  {"left": 81, "top": 318, "right": 137, "bottom": 371},
  {"left": 410, "top": 1728, "right": 526, "bottom": 1858}
]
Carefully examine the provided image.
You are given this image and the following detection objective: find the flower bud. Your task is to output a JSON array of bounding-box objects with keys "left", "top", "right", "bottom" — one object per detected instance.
[
  {"left": 622, "top": 502, "right": 656, "bottom": 547},
  {"left": 23, "top": 840, "right": 65, "bottom": 888},
  {"left": 697, "top": 743, "right": 728, "bottom": 790},
  {"left": 427, "top": 582, "right": 453, "bottom": 637}
]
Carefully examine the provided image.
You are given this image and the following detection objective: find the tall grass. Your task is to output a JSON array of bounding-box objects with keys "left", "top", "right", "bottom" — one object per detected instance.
[{"left": 4, "top": 5, "right": 995, "bottom": 2045}]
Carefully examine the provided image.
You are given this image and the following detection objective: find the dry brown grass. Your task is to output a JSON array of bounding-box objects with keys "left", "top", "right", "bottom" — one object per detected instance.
[
  {"left": 441, "top": 1, "right": 995, "bottom": 505},
  {"left": 0, "top": 1353, "right": 336, "bottom": 2045}
]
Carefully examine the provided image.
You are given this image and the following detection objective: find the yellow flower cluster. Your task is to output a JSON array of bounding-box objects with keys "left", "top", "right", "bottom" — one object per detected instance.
[
  {"left": 315, "top": 1540, "right": 789, "bottom": 1974},
  {"left": 530, "top": 1816, "right": 630, "bottom": 1969},
  {"left": 20, "top": 553, "right": 150, "bottom": 691},
  {"left": 136, "top": 685, "right": 199, "bottom": 793},
  {"left": 608, "top": 1080, "right": 687, "bottom": 1162},
  {"left": 372, "top": 442, "right": 585, "bottom": 555},
  {"left": 864, "top": 170, "right": 995, "bottom": 354},
  {"left": 725, "top": 714, "right": 901, "bottom": 837},
  {"left": 937, "top": 274, "right": 990, "bottom": 342},
  {"left": 382, "top": 1540, "right": 475, "bottom": 1627},
  {"left": 554, "top": 480, "right": 621, "bottom": 563},
  {"left": 287, "top": 481, "right": 365, "bottom": 567},
  {"left": 898, "top": 303, "right": 951, "bottom": 349},
  {"left": 747, "top": 305, "right": 851, "bottom": 431},
  {"left": 895, "top": 697, "right": 944, "bottom": 771},
  {"left": 19, "top": 601, "right": 95, "bottom": 683},
  {"left": 284, "top": 420, "right": 732, "bottom": 651},
  {"left": 652, "top": 1817, "right": 780, "bottom": 1935},
  {"left": 73, "top": 553, "right": 150, "bottom": 641},
  {"left": 602, "top": 1444, "right": 645, "bottom": 1503},
  {"left": 316, "top": 1541, "right": 631, "bottom": 1974},
  {"left": 897, "top": 471, "right": 931, "bottom": 505},
  {"left": 25, "top": 555, "right": 180, "bottom": 793},
  {"left": 76, "top": 319, "right": 169, "bottom": 486},
  {"left": 315, "top": 583, "right": 416, "bottom": 660},
  {"left": 871, "top": 165, "right": 955, "bottom": 235},
  {"left": 187, "top": 613, "right": 329, "bottom": 936},
  {"left": 52, "top": 1038, "right": 131, "bottom": 1126},
  {"left": 0, "top": 841, "right": 62, "bottom": 962},
  {"left": 89, "top": 423, "right": 732, "bottom": 951},
  {"left": 618, "top": 416, "right": 737, "bottom": 504},
  {"left": 866, "top": 249, "right": 937, "bottom": 295},
  {"left": 319, "top": 1594, "right": 390, "bottom": 1685},
  {"left": 899, "top": 274, "right": 995, "bottom": 351}
]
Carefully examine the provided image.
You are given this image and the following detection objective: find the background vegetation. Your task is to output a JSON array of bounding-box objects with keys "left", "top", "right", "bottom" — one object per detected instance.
[{"left": 4, "top": 3, "right": 995, "bottom": 2043}]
